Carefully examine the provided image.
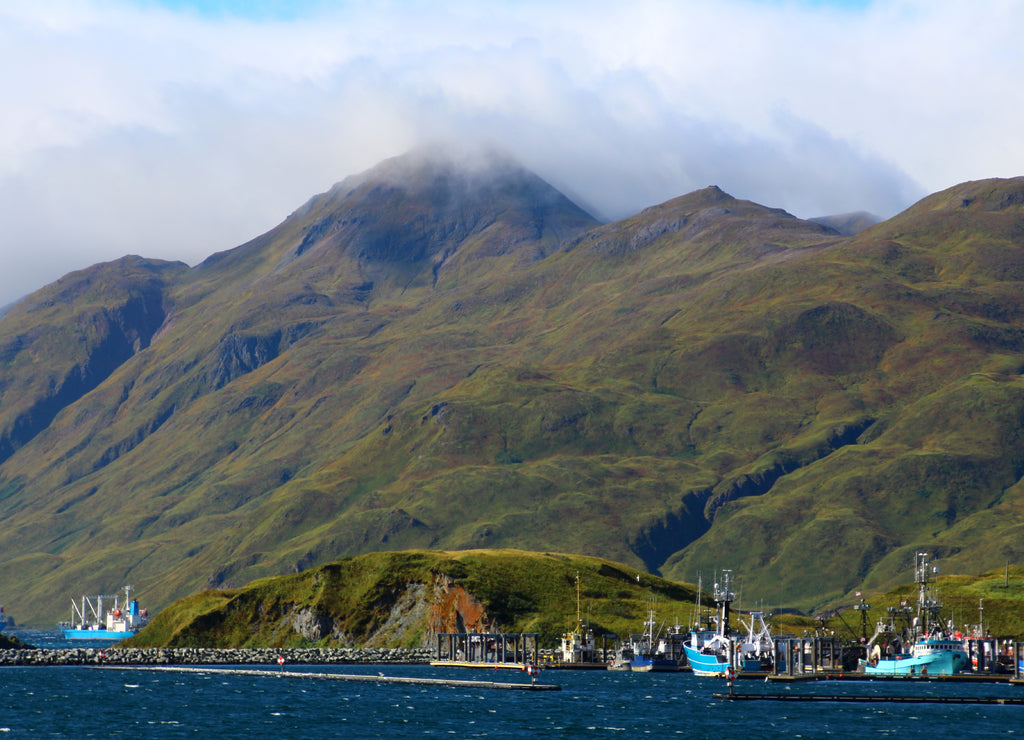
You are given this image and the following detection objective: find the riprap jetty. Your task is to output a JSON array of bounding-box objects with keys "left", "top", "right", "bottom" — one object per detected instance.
[{"left": 0, "top": 646, "right": 432, "bottom": 666}]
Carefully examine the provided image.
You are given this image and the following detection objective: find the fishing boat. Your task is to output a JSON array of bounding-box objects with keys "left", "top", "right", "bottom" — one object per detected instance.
[
  {"left": 737, "top": 609, "right": 777, "bottom": 672},
  {"left": 59, "top": 585, "right": 149, "bottom": 641},
  {"left": 606, "top": 642, "right": 634, "bottom": 671},
  {"left": 557, "top": 572, "right": 599, "bottom": 665},
  {"left": 859, "top": 553, "right": 968, "bottom": 677},
  {"left": 683, "top": 571, "right": 735, "bottom": 676},
  {"left": 628, "top": 608, "right": 679, "bottom": 672},
  {"left": 683, "top": 571, "right": 775, "bottom": 675}
]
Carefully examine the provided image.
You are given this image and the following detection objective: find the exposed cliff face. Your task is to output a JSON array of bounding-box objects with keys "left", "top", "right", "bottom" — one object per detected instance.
[
  {"left": 285, "top": 574, "right": 494, "bottom": 648},
  {"left": 427, "top": 573, "right": 495, "bottom": 636}
]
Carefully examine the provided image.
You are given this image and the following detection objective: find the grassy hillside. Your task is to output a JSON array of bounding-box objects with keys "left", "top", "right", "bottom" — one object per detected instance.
[
  {"left": 2, "top": 152, "right": 1024, "bottom": 624},
  {"left": 125, "top": 549, "right": 698, "bottom": 648},
  {"left": 126, "top": 550, "right": 1024, "bottom": 649}
]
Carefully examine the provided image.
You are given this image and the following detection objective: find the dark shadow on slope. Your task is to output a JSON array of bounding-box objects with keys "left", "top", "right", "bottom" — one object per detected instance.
[
  {"left": 0, "top": 289, "right": 167, "bottom": 467},
  {"left": 630, "top": 418, "right": 876, "bottom": 574}
]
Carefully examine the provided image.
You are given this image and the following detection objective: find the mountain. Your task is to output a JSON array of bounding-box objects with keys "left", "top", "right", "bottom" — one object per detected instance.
[
  {"left": 809, "top": 211, "right": 880, "bottom": 236},
  {"left": 2, "top": 149, "right": 1024, "bottom": 624}
]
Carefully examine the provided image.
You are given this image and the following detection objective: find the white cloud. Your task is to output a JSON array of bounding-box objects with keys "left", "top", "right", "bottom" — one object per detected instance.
[{"left": 1, "top": 0, "right": 1022, "bottom": 307}]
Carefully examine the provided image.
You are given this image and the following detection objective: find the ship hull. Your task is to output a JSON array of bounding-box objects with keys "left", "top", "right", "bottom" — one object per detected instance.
[
  {"left": 61, "top": 628, "right": 138, "bottom": 641},
  {"left": 630, "top": 657, "right": 677, "bottom": 672},
  {"left": 683, "top": 645, "right": 728, "bottom": 676},
  {"left": 861, "top": 646, "right": 968, "bottom": 676}
]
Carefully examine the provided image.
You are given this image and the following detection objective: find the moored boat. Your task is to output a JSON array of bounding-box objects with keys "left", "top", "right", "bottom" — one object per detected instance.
[
  {"left": 628, "top": 608, "right": 679, "bottom": 672},
  {"left": 557, "top": 572, "right": 602, "bottom": 666},
  {"left": 607, "top": 643, "right": 634, "bottom": 671},
  {"left": 683, "top": 571, "right": 776, "bottom": 675},
  {"left": 59, "top": 585, "right": 149, "bottom": 641},
  {"left": 858, "top": 553, "right": 968, "bottom": 677},
  {"left": 683, "top": 572, "right": 734, "bottom": 676}
]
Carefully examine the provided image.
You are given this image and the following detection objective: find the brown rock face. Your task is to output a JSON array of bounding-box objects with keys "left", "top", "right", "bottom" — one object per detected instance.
[{"left": 428, "top": 573, "right": 495, "bottom": 635}]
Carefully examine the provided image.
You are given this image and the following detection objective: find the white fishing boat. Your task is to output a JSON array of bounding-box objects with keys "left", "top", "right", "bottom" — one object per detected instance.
[{"left": 558, "top": 572, "right": 599, "bottom": 665}]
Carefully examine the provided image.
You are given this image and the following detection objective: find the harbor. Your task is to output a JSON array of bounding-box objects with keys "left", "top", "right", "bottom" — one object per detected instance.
[{"left": 3, "top": 661, "right": 1023, "bottom": 737}]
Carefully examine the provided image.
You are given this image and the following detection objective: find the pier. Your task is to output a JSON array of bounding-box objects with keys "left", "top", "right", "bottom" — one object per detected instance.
[
  {"left": 97, "top": 665, "right": 561, "bottom": 691},
  {"left": 715, "top": 692, "right": 1024, "bottom": 705},
  {"left": 431, "top": 632, "right": 539, "bottom": 669}
]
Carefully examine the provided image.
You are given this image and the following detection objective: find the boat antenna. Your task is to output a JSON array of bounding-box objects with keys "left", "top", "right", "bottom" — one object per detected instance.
[{"left": 575, "top": 571, "right": 582, "bottom": 629}]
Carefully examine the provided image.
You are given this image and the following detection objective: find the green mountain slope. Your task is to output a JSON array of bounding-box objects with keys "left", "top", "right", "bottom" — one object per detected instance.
[{"left": 2, "top": 149, "right": 1024, "bottom": 624}]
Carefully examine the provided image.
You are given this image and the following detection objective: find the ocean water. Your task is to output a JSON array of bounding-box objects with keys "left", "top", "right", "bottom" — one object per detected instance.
[{"left": 1, "top": 658, "right": 1023, "bottom": 739}]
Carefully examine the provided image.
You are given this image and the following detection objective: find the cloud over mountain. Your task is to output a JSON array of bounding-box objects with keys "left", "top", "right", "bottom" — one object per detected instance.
[{"left": 1, "top": 0, "right": 1022, "bottom": 306}]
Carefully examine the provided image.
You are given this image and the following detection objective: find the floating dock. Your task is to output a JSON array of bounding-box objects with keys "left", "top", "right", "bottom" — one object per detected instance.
[
  {"left": 429, "top": 660, "right": 529, "bottom": 670},
  {"left": 767, "top": 671, "right": 1017, "bottom": 684},
  {"left": 97, "top": 665, "right": 560, "bottom": 691},
  {"left": 715, "top": 692, "right": 1024, "bottom": 705}
]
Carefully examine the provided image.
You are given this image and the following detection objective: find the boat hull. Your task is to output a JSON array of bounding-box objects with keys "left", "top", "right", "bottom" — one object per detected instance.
[
  {"left": 61, "top": 628, "right": 138, "bottom": 641},
  {"left": 683, "top": 645, "right": 729, "bottom": 676},
  {"left": 861, "top": 648, "right": 968, "bottom": 676},
  {"left": 630, "top": 657, "right": 677, "bottom": 672}
]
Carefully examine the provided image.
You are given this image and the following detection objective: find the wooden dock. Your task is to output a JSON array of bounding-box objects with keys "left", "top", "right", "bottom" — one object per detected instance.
[
  {"left": 715, "top": 692, "right": 1024, "bottom": 705},
  {"left": 97, "top": 665, "right": 561, "bottom": 691}
]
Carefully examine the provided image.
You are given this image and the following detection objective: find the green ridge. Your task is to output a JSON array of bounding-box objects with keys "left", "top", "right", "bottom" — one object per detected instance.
[
  {"left": 2, "top": 152, "right": 1024, "bottom": 624},
  {"left": 125, "top": 549, "right": 698, "bottom": 648}
]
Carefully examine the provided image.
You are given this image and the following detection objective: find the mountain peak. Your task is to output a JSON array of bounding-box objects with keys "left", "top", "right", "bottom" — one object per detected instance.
[
  {"left": 287, "top": 147, "right": 599, "bottom": 275},
  {"left": 336, "top": 146, "right": 528, "bottom": 191}
]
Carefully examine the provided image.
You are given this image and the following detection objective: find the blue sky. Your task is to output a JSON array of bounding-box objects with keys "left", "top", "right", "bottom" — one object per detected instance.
[
  {"left": 141, "top": 0, "right": 323, "bottom": 19},
  {"left": 152, "top": 0, "right": 874, "bottom": 18},
  {"left": 1, "top": 0, "right": 1022, "bottom": 307}
]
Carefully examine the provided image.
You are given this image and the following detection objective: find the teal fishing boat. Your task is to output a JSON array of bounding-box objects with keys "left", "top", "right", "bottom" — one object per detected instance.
[{"left": 859, "top": 553, "right": 968, "bottom": 677}]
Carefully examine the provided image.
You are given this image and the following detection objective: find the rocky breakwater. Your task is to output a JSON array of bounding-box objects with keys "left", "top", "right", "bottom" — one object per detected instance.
[{"left": 0, "top": 646, "right": 432, "bottom": 666}]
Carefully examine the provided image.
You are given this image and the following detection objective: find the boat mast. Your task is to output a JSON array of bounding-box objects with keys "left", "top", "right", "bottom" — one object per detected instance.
[
  {"left": 915, "top": 552, "right": 942, "bottom": 636},
  {"left": 691, "top": 574, "right": 702, "bottom": 629},
  {"left": 714, "top": 570, "right": 734, "bottom": 637},
  {"left": 575, "top": 572, "right": 582, "bottom": 629}
]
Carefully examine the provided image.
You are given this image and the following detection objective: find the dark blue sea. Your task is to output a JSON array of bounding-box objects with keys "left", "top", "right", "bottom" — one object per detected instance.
[{"left": 2, "top": 631, "right": 1023, "bottom": 737}]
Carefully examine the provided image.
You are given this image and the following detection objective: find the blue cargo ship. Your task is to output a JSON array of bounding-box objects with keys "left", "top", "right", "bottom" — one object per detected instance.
[{"left": 59, "top": 585, "right": 149, "bottom": 641}]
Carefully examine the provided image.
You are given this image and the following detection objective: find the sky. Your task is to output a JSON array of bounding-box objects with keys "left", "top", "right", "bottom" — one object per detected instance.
[{"left": 2, "top": 0, "right": 1023, "bottom": 308}]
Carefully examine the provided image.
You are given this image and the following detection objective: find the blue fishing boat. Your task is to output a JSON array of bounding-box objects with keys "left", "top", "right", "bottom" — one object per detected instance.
[
  {"left": 628, "top": 609, "right": 678, "bottom": 672},
  {"left": 859, "top": 553, "right": 968, "bottom": 677},
  {"left": 59, "top": 585, "right": 149, "bottom": 641},
  {"left": 683, "top": 571, "right": 736, "bottom": 676},
  {"left": 683, "top": 571, "right": 776, "bottom": 675}
]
